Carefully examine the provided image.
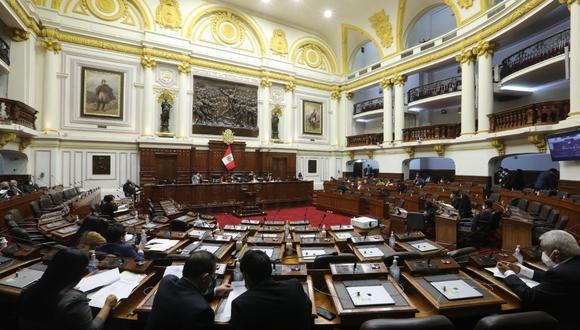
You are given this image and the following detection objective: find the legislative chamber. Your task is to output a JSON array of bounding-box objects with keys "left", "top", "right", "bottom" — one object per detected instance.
[{"left": 1, "top": 0, "right": 580, "bottom": 329}]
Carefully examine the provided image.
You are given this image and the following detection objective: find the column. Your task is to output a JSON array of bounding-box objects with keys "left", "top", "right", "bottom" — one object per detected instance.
[
  {"left": 475, "top": 41, "right": 498, "bottom": 133},
  {"left": 380, "top": 77, "right": 393, "bottom": 143},
  {"left": 8, "top": 29, "right": 34, "bottom": 105},
  {"left": 568, "top": 1, "right": 580, "bottom": 116},
  {"left": 41, "top": 30, "right": 61, "bottom": 132},
  {"left": 393, "top": 75, "right": 407, "bottom": 142},
  {"left": 456, "top": 49, "right": 476, "bottom": 135},
  {"left": 330, "top": 90, "right": 341, "bottom": 146},
  {"left": 177, "top": 62, "right": 191, "bottom": 139},
  {"left": 260, "top": 78, "right": 272, "bottom": 144},
  {"left": 284, "top": 83, "right": 295, "bottom": 143},
  {"left": 141, "top": 54, "right": 157, "bottom": 137},
  {"left": 342, "top": 92, "right": 354, "bottom": 146}
]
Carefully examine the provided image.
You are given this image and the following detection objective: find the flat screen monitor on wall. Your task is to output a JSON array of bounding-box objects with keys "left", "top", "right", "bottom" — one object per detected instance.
[{"left": 547, "top": 130, "right": 580, "bottom": 161}]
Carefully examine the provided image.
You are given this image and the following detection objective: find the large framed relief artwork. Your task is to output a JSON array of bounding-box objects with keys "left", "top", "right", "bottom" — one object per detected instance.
[
  {"left": 303, "top": 100, "right": 323, "bottom": 135},
  {"left": 80, "top": 67, "right": 124, "bottom": 119},
  {"left": 92, "top": 155, "right": 111, "bottom": 175}
]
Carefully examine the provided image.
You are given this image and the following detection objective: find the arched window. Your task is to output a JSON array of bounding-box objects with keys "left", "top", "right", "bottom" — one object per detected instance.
[{"left": 406, "top": 5, "right": 456, "bottom": 48}]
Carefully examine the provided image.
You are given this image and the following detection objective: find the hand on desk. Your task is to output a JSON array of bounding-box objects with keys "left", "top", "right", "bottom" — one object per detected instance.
[
  {"left": 215, "top": 283, "right": 233, "bottom": 297},
  {"left": 105, "top": 295, "right": 118, "bottom": 309},
  {"left": 497, "top": 261, "right": 520, "bottom": 274}
]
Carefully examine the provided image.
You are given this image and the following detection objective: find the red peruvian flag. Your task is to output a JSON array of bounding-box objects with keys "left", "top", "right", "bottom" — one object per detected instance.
[{"left": 221, "top": 146, "right": 236, "bottom": 170}]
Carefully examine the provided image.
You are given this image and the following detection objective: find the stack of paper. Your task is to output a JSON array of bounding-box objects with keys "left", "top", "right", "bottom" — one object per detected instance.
[
  {"left": 144, "top": 238, "right": 180, "bottom": 252},
  {"left": 163, "top": 265, "right": 184, "bottom": 278},
  {"left": 88, "top": 271, "right": 146, "bottom": 308},
  {"left": 215, "top": 281, "right": 247, "bottom": 323},
  {"left": 484, "top": 267, "right": 540, "bottom": 288},
  {"left": 302, "top": 249, "right": 326, "bottom": 259},
  {"left": 76, "top": 268, "right": 120, "bottom": 292},
  {"left": 358, "top": 247, "right": 384, "bottom": 258}
]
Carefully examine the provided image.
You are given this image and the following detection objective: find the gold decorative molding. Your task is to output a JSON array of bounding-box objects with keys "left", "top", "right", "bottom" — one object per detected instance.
[
  {"left": 528, "top": 134, "right": 547, "bottom": 153},
  {"left": 260, "top": 78, "right": 272, "bottom": 88},
  {"left": 491, "top": 139, "right": 505, "bottom": 156},
  {"left": 83, "top": 0, "right": 128, "bottom": 22},
  {"left": 141, "top": 56, "right": 157, "bottom": 69},
  {"left": 473, "top": 41, "right": 498, "bottom": 58},
  {"left": 434, "top": 144, "right": 445, "bottom": 157},
  {"left": 330, "top": 90, "right": 341, "bottom": 100},
  {"left": 345, "top": 92, "right": 354, "bottom": 101},
  {"left": 405, "top": 147, "right": 415, "bottom": 158},
  {"left": 211, "top": 11, "right": 245, "bottom": 46},
  {"left": 155, "top": 0, "right": 182, "bottom": 30},
  {"left": 284, "top": 82, "right": 295, "bottom": 92},
  {"left": 379, "top": 77, "right": 393, "bottom": 89},
  {"left": 366, "top": 150, "right": 374, "bottom": 160},
  {"left": 9, "top": 28, "right": 30, "bottom": 42},
  {"left": 19, "top": 137, "right": 33, "bottom": 151},
  {"left": 347, "top": 151, "right": 355, "bottom": 160},
  {"left": 40, "top": 28, "right": 62, "bottom": 54},
  {"left": 0, "top": 132, "right": 17, "bottom": 148},
  {"left": 157, "top": 89, "right": 174, "bottom": 104},
  {"left": 457, "top": 0, "right": 474, "bottom": 9},
  {"left": 455, "top": 48, "right": 476, "bottom": 64},
  {"left": 177, "top": 62, "right": 191, "bottom": 74},
  {"left": 270, "top": 28, "right": 288, "bottom": 56},
  {"left": 222, "top": 129, "right": 234, "bottom": 145},
  {"left": 369, "top": 9, "right": 393, "bottom": 48},
  {"left": 272, "top": 104, "right": 283, "bottom": 117},
  {"left": 391, "top": 75, "right": 407, "bottom": 86}
]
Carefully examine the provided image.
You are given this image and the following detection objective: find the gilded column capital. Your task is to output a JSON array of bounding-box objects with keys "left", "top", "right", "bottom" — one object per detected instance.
[
  {"left": 141, "top": 56, "right": 157, "bottom": 69},
  {"left": 10, "top": 28, "right": 30, "bottom": 42},
  {"left": 455, "top": 48, "right": 476, "bottom": 64},
  {"left": 260, "top": 78, "right": 272, "bottom": 88},
  {"left": 405, "top": 147, "right": 415, "bottom": 158},
  {"left": 177, "top": 62, "right": 191, "bottom": 74},
  {"left": 528, "top": 134, "right": 547, "bottom": 153},
  {"left": 391, "top": 75, "right": 407, "bottom": 86},
  {"left": 284, "top": 82, "right": 296, "bottom": 92},
  {"left": 345, "top": 92, "right": 354, "bottom": 100},
  {"left": 0, "top": 132, "right": 17, "bottom": 148},
  {"left": 473, "top": 41, "right": 499, "bottom": 58},
  {"left": 330, "top": 90, "right": 341, "bottom": 100},
  {"left": 379, "top": 77, "right": 393, "bottom": 89},
  {"left": 491, "top": 139, "right": 505, "bottom": 156},
  {"left": 434, "top": 144, "right": 445, "bottom": 157},
  {"left": 40, "top": 28, "right": 61, "bottom": 54},
  {"left": 19, "top": 137, "right": 33, "bottom": 151}
]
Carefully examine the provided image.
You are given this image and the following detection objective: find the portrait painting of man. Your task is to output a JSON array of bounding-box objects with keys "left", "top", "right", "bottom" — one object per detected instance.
[
  {"left": 81, "top": 67, "right": 124, "bottom": 119},
  {"left": 303, "top": 100, "right": 323, "bottom": 135}
]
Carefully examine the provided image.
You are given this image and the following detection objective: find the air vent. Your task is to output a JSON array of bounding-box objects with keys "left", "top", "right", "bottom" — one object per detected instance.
[
  {"left": 371, "top": 63, "right": 381, "bottom": 71},
  {"left": 421, "top": 42, "right": 435, "bottom": 51},
  {"left": 359, "top": 69, "right": 368, "bottom": 75},
  {"left": 348, "top": 74, "right": 356, "bottom": 79},
  {"left": 442, "top": 32, "right": 457, "bottom": 42},
  {"left": 401, "top": 51, "right": 413, "bottom": 59}
]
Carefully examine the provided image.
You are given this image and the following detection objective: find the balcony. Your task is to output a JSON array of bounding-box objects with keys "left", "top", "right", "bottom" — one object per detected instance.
[
  {"left": 402, "top": 123, "right": 461, "bottom": 142},
  {"left": 0, "top": 98, "right": 38, "bottom": 130},
  {"left": 353, "top": 97, "right": 383, "bottom": 117},
  {"left": 347, "top": 133, "right": 383, "bottom": 147},
  {"left": 488, "top": 100, "right": 569, "bottom": 132},
  {"left": 407, "top": 76, "right": 462, "bottom": 108}
]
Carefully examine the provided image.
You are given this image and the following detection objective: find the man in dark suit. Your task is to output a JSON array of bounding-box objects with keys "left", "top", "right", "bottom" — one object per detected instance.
[
  {"left": 498, "top": 230, "right": 580, "bottom": 330},
  {"left": 534, "top": 168, "right": 558, "bottom": 190},
  {"left": 146, "top": 251, "right": 232, "bottom": 330},
  {"left": 231, "top": 250, "right": 312, "bottom": 330},
  {"left": 99, "top": 194, "right": 118, "bottom": 219}
]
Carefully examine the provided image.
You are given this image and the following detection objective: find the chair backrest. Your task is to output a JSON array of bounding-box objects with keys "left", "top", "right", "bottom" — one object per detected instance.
[
  {"left": 9, "top": 226, "right": 31, "bottom": 241},
  {"left": 528, "top": 201, "right": 542, "bottom": 215},
  {"left": 538, "top": 189, "right": 551, "bottom": 196},
  {"left": 360, "top": 315, "right": 454, "bottom": 330},
  {"left": 397, "top": 200, "right": 406, "bottom": 209},
  {"left": 169, "top": 219, "right": 189, "bottom": 232},
  {"left": 312, "top": 253, "right": 357, "bottom": 269},
  {"left": 406, "top": 212, "right": 425, "bottom": 232},
  {"left": 538, "top": 205, "right": 553, "bottom": 221},
  {"left": 29, "top": 201, "right": 42, "bottom": 218},
  {"left": 8, "top": 209, "right": 25, "bottom": 224},
  {"left": 39, "top": 195, "right": 55, "bottom": 209},
  {"left": 545, "top": 210, "right": 559, "bottom": 226},
  {"left": 474, "top": 311, "right": 558, "bottom": 330},
  {"left": 4, "top": 215, "right": 18, "bottom": 229},
  {"left": 447, "top": 247, "right": 478, "bottom": 262},
  {"left": 569, "top": 194, "right": 580, "bottom": 202},
  {"left": 556, "top": 216, "right": 569, "bottom": 230},
  {"left": 50, "top": 192, "right": 64, "bottom": 205},
  {"left": 431, "top": 194, "right": 439, "bottom": 201},
  {"left": 556, "top": 191, "right": 568, "bottom": 199},
  {"left": 489, "top": 192, "right": 500, "bottom": 202},
  {"left": 517, "top": 198, "right": 528, "bottom": 211},
  {"left": 418, "top": 192, "right": 426, "bottom": 199}
]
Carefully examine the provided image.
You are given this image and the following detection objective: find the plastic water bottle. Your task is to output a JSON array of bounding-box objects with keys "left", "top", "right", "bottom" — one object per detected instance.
[
  {"left": 320, "top": 224, "right": 327, "bottom": 239},
  {"left": 136, "top": 249, "right": 145, "bottom": 261},
  {"left": 235, "top": 239, "right": 243, "bottom": 252},
  {"left": 233, "top": 260, "right": 243, "bottom": 281},
  {"left": 514, "top": 245, "right": 523, "bottom": 264},
  {"left": 145, "top": 214, "right": 150, "bottom": 225},
  {"left": 389, "top": 231, "right": 396, "bottom": 249},
  {"left": 284, "top": 222, "right": 290, "bottom": 237},
  {"left": 390, "top": 256, "right": 400, "bottom": 283},
  {"left": 140, "top": 229, "right": 148, "bottom": 246},
  {"left": 134, "top": 210, "right": 139, "bottom": 221},
  {"left": 88, "top": 250, "right": 98, "bottom": 272},
  {"left": 285, "top": 234, "right": 293, "bottom": 255}
]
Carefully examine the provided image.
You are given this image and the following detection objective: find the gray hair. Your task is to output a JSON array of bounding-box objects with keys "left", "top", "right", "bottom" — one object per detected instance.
[{"left": 540, "top": 230, "right": 580, "bottom": 257}]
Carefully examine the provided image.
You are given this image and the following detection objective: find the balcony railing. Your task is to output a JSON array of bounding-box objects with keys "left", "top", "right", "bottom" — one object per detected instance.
[
  {"left": 407, "top": 76, "right": 462, "bottom": 104},
  {"left": 347, "top": 133, "right": 383, "bottom": 147},
  {"left": 0, "top": 38, "right": 9, "bottom": 66},
  {"left": 353, "top": 97, "right": 383, "bottom": 115},
  {"left": 488, "top": 100, "right": 569, "bottom": 132},
  {"left": 403, "top": 123, "right": 461, "bottom": 142},
  {"left": 499, "top": 29, "right": 570, "bottom": 80},
  {"left": 0, "top": 98, "right": 38, "bottom": 129}
]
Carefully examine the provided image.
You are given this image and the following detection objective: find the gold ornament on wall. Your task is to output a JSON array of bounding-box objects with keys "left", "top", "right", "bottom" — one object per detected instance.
[
  {"left": 347, "top": 151, "right": 355, "bottom": 160},
  {"left": 528, "top": 134, "right": 547, "bottom": 153},
  {"left": 330, "top": 90, "right": 341, "bottom": 100},
  {"left": 157, "top": 89, "right": 175, "bottom": 104},
  {"left": 457, "top": 0, "right": 474, "bottom": 9},
  {"left": 272, "top": 104, "right": 283, "bottom": 117},
  {"left": 40, "top": 28, "right": 61, "bottom": 54},
  {"left": 405, "top": 147, "right": 415, "bottom": 158},
  {"left": 155, "top": 0, "right": 182, "bottom": 30},
  {"left": 456, "top": 48, "right": 476, "bottom": 64},
  {"left": 366, "top": 150, "right": 374, "bottom": 160},
  {"left": 299, "top": 43, "right": 324, "bottom": 69},
  {"left": 391, "top": 75, "right": 407, "bottom": 86},
  {"left": 211, "top": 11, "right": 245, "bottom": 46},
  {"left": 270, "top": 28, "right": 288, "bottom": 55},
  {"left": 0, "top": 132, "right": 17, "bottom": 148},
  {"left": 222, "top": 129, "right": 235, "bottom": 145},
  {"left": 260, "top": 78, "right": 272, "bottom": 88},
  {"left": 9, "top": 28, "right": 30, "bottom": 42},
  {"left": 491, "top": 139, "right": 505, "bottom": 156},
  {"left": 379, "top": 77, "right": 393, "bottom": 89},
  {"left": 369, "top": 9, "right": 393, "bottom": 48},
  {"left": 473, "top": 41, "right": 498, "bottom": 58},
  {"left": 345, "top": 92, "right": 354, "bottom": 100},
  {"left": 177, "top": 62, "right": 191, "bottom": 74},
  {"left": 284, "top": 82, "right": 296, "bottom": 92},
  {"left": 19, "top": 137, "right": 33, "bottom": 151},
  {"left": 83, "top": 0, "right": 128, "bottom": 22},
  {"left": 434, "top": 144, "right": 445, "bottom": 157}
]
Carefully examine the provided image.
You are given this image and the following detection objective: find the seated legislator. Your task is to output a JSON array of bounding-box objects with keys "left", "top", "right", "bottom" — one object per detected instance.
[
  {"left": 146, "top": 251, "right": 232, "bottom": 330},
  {"left": 99, "top": 194, "right": 118, "bottom": 219},
  {"left": 96, "top": 223, "right": 139, "bottom": 259},
  {"left": 0, "top": 181, "right": 10, "bottom": 199},
  {"left": 18, "top": 248, "right": 117, "bottom": 330},
  {"left": 498, "top": 230, "right": 580, "bottom": 330},
  {"left": 122, "top": 179, "right": 140, "bottom": 199},
  {"left": 231, "top": 250, "right": 312, "bottom": 330},
  {"left": 8, "top": 179, "right": 23, "bottom": 197},
  {"left": 76, "top": 216, "right": 109, "bottom": 252},
  {"left": 451, "top": 191, "right": 473, "bottom": 219}
]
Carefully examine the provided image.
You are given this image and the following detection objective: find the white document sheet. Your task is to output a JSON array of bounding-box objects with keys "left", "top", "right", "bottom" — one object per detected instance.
[
  {"left": 299, "top": 234, "right": 316, "bottom": 239},
  {"left": 358, "top": 247, "right": 384, "bottom": 258},
  {"left": 431, "top": 280, "right": 483, "bottom": 300},
  {"left": 76, "top": 268, "right": 120, "bottom": 293},
  {"left": 261, "top": 233, "right": 279, "bottom": 238},
  {"left": 163, "top": 265, "right": 184, "bottom": 278},
  {"left": 347, "top": 285, "right": 395, "bottom": 306},
  {"left": 215, "top": 281, "right": 247, "bottom": 323},
  {"left": 302, "top": 249, "right": 326, "bottom": 259},
  {"left": 188, "top": 230, "right": 208, "bottom": 238},
  {"left": 410, "top": 241, "right": 438, "bottom": 252},
  {"left": 144, "top": 238, "right": 180, "bottom": 252},
  {"left": 88, "top": 271, "right": 146, "bottom": 308},
  {"left": 198, "top": 245, "right": 220, "bottom": 254},
  {"left": 484, "top": 267, "right": 540, "bottom": 288},
  {"left": 335, "top": 233, "right": 353, "bottom": 240}
]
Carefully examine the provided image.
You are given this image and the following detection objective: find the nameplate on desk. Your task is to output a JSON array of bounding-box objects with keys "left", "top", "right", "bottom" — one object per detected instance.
[
  {"left": 346, "top": 285, "right": 395, "bottom": 306},
  {"left": 410, "top": 241, "right": 438, "bottom": 252},
  {"left": 430, "top": 279, "right": 483, "bottom": 300}
]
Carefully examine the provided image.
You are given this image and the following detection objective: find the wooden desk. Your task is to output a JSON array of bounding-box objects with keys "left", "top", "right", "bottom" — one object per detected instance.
[
  {"left": 501, "top": 217, "right": 532, "bottom": 251},
  {"left": 397, "top": 239, "right": 446, "bottom": 258},
  {"left": 464, "top": 267, "right": 521, "bottom": 313},
  {"left": 435, "top": 214, "right": 458, "bottom": 246},
  {"left": 316, "top": 191, "right": 369, "bottom": 215},
  {"left": 369, "top": 198, "right": 389, "bottom": 219}
]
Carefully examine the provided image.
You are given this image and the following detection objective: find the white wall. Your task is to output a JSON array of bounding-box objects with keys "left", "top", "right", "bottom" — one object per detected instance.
[
  {"left": 406, "top": 5, "right": 456, "bottom": 48},
  {"left": 0, "top": 150, "right": 28, "bottom": 174},
  {"left": 501, "top": 153, "right": 560, "bottom": 171},
  {"left": 350, "top": 41, "right": 381, "bottom": 73},
  {"left": 409, "top": 157, "right": 455, "bottom": 170}
]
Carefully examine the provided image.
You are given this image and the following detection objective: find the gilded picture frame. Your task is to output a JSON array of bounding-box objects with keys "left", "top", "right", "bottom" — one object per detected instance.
[
  {"left": 302, "top": 100, "right": 323, "bottom": 135},
  {"left": 80, "top": 67, "right": 124, "bottom": 119}
]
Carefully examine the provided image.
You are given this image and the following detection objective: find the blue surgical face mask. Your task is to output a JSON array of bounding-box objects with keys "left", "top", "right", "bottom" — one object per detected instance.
[{"left": 541, "top": 251, "right": 557, "bottom": 268}]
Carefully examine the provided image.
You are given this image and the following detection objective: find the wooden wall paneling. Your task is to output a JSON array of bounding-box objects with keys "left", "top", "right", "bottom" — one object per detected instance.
[
  {"left": 378, "top": 173, "right": 404, "bottom": 181},
  {"left": 559, "top": 180, "right": 580, "bottom": 196},
  {"left": 454, "top": 175, "right": 490, "bottom": 187},
  {"left": 410, "top": 170, "right": 455, "bottom": 182},
  {"left": 175, "top": 148, "right": 192, "bottom": 184}
]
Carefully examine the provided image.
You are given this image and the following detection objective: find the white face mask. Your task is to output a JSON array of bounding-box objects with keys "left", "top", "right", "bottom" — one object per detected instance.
[{"left": 541, "top": 251, "right": 557, "bottom": 268}]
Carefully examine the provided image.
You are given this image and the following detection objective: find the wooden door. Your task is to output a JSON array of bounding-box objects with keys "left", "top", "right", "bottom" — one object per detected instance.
[
  {"left": 155, "top": 155, "right": 177, "bottom": 182},
  {"left": 271, "top": 157, "right": 287, "bottom": 180}
]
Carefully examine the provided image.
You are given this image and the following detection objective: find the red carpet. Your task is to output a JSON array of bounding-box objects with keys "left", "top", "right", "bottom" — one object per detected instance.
[{"left": 214, "top": 206, "right": 353, "bottom": 228}]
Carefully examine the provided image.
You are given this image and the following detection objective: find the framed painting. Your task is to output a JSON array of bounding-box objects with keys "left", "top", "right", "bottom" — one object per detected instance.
[
  {"left": 92, "top": 155, "right": 111, "bottom": 175},
  {"left": 80, "top": 67, "right": 124, "bottom": 119},
  {"left": 303, "top": 100, "right": 323, "bottom": 135}
]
